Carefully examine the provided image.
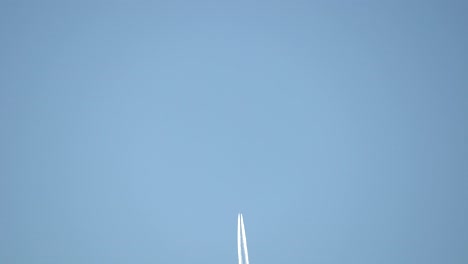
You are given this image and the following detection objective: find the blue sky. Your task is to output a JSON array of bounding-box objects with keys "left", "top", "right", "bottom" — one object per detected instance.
[{"left": 1, "top": 1, "right": 467, "bottom": 263}]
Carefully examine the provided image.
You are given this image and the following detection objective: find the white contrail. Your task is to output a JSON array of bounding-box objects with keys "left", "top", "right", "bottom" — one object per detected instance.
[
  {"left": 240, "top": 214, "right": 250, "bottom": 264},
  {"left": 238, "top": 214, "right": 242, "bottom": 264}
]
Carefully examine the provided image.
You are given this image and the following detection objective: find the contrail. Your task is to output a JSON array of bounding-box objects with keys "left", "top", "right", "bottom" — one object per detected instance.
[
  {"left": 240, "top": 214, "right": 250, "bottom": 264},
  {"left": 238, "top": 214, "right": 242, "bottom": 264}
]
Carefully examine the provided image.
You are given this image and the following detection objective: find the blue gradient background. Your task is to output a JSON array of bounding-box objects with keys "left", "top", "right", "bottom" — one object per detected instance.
[{"left": 1, "top": 1, "right": 467, "bottom": 263}]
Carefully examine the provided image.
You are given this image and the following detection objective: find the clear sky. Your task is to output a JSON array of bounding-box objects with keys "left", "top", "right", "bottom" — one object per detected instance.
[{"left": 1, "top": 1, "right": 467, "bottom": 263}]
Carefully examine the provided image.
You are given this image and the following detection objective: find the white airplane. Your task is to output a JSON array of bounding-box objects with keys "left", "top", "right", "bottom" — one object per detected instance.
[{"left": 237, "top": 213, "right": 250, "bottom": 264}]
